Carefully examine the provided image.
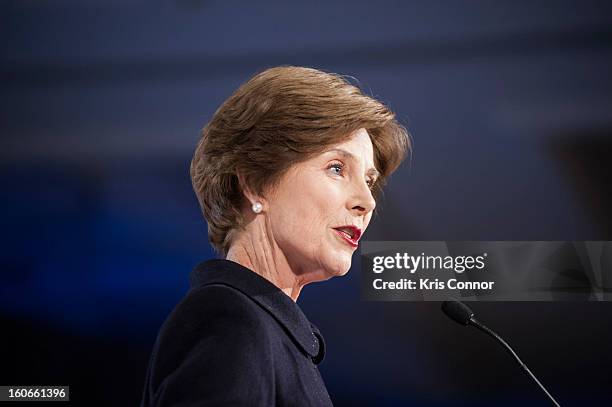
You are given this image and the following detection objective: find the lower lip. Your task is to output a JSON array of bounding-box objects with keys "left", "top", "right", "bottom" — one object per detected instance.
[{"left": 333, "top": 229, "right": 359, "bottom": 248}]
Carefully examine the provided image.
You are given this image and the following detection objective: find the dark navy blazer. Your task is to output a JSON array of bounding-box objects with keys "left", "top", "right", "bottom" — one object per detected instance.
[{"left": 141, "top": 259, "right": 333, "bottom": 406}]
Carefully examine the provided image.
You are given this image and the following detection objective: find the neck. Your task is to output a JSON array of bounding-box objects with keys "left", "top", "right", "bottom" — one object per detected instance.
[{"left": 225, "top": 221, "right": 305, "bottom": 302}]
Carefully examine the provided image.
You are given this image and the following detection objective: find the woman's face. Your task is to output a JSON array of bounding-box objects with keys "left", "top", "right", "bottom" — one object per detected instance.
[{"left": 265, "top": 128, "right": 378, "bottom": 281}]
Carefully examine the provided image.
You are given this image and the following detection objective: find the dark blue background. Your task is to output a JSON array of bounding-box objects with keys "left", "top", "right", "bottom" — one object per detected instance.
[{"left": 2, "top": 1, "right": 612, "bottom": 405}]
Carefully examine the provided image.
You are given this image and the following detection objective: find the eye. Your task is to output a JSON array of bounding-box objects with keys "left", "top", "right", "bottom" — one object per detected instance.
[{"left": 327, "top": 162, "right": 344, "bottom": 176}]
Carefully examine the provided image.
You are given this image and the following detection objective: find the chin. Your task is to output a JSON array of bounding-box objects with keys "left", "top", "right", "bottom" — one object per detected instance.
[{"left": 324, "top": 255, "right": 352, "bottom": 278}]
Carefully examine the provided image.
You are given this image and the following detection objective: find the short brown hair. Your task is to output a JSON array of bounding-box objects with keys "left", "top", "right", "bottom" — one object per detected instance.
[{"left": 190, "top": 66, "right": 410, "bottom": 256}]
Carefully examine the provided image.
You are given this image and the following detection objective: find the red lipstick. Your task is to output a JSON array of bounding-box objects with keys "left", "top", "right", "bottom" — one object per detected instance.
[{"left": 332, "top": 225, "right": 362, "bottom": 248}]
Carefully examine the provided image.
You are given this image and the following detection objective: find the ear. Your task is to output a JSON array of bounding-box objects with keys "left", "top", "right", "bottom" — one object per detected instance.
[{"left": 236, "top": 170, "right": 267, "bottom": 208}]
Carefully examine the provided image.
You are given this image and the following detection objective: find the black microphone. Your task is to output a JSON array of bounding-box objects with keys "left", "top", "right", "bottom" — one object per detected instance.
[{"left": 441, "top": 299, "right": 561, "bottom": 407}]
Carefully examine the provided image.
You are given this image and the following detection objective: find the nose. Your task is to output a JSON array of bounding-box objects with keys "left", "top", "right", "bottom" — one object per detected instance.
[{"left": 348, "top": 178, "right": 376, "bottom": 216}]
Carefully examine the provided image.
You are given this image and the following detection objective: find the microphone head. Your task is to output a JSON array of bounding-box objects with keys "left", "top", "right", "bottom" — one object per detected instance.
[{"left": 441, "top": 299, "right": 475, "bottom": 326}]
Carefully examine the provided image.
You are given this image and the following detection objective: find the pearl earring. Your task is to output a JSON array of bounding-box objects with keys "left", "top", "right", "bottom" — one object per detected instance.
[{"left": 252, "top": 201, "right": 263, "bottom": 214}]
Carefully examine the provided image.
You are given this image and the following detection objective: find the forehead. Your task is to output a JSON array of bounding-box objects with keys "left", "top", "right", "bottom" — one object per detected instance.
[{"left": 328, "top": 128, "right": 375, "bottom": 165}]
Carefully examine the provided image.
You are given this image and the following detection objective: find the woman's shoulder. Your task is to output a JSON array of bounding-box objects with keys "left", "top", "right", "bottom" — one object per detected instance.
[
  {"left": 163, "top": 284, "right": 270, "bottom": 340},
  {"left": 148, "top": 284, "right": 273, "bottom": 382},
  {"left": 143, "top": 285, "right": 278, "bottom": 405}
]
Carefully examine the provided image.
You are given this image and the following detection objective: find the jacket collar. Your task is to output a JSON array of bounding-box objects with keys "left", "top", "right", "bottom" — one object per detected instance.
[{"left": 189, "top": 258, "right": 326, "bottom": 365}]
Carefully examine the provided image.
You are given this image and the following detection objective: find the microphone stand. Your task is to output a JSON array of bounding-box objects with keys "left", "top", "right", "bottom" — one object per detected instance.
[{"left": 468, "top": 316, "right": 561, "bottom": 407}]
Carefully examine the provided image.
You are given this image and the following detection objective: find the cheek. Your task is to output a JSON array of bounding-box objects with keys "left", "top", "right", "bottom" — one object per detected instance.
[
  {"left": 272, "top": 177, "right": 343, "bottom": 244},
  {"left": 298, "top": 183, "right": 339, "bottom": 236},
  {"left": 268, "top": 172, "right": 355, "bottom": 276}
]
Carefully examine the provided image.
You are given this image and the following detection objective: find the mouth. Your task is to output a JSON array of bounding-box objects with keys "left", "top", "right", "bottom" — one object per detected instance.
[{"left": 332, "top": 225, "right": 362, "bottom": 248}]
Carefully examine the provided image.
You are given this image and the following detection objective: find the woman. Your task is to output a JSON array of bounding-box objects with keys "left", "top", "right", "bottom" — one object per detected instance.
[{"left": 141, "top": 66, "right": 409, "bottom": 406}]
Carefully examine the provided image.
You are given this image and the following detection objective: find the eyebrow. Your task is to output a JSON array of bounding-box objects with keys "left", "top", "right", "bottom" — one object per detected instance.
[{"left": 326, "top": 148, "right": 380, "bottom": 178}]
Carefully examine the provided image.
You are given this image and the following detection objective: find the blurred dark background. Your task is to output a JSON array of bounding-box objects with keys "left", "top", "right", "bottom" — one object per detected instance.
[{"left": 2, "top": 1, "right": 612, "bottom": 405}]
